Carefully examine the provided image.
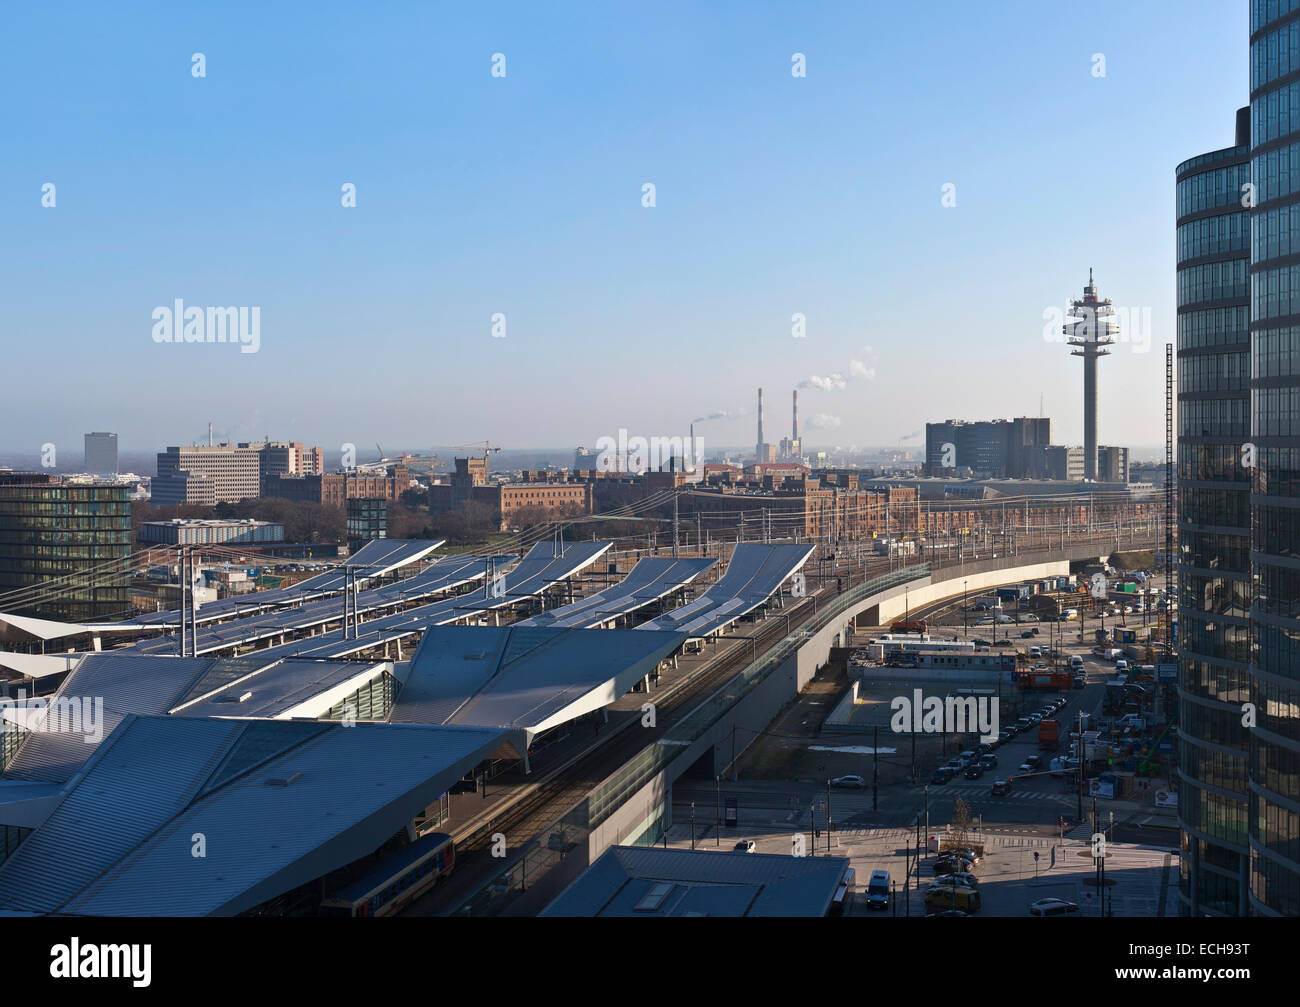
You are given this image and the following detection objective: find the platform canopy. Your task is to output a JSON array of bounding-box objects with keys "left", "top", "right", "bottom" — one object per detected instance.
[
  {"left": 517, "top": 557, "right": 715, "bottom": 630},
  {"left": 0, "top": 715, "right": 506, "bottom": 916},
  {"left": 637, "top": 543, "right": 813, "bottom": 638},
  {"left": 390, "top": 624, "right": 684, "bottom": 754},
  {"left": 246, "top": 541, "right": 613, "bottom": 664}
]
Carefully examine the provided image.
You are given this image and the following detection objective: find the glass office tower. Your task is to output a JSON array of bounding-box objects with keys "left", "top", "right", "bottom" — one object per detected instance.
[
  {"left": 1248, "top": 0, "right": 1300, "bottom": 916},
  {"left": 1175, "top": 110, "right": 1254, "bottom": 916},
  {"left": 0, "top": 474, "right": 132, "bottom": 623}
]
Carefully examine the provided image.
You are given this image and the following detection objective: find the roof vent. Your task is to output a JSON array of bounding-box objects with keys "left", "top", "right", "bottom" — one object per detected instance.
[
  {"left": 216, "top": 691, "right": 253, "bottom": 704},
  {"left": 265, "top": 771, "right": 302, "bottom": 787},
  {"left": 465, "top": 651, "right": 488, "bottom": 661}
]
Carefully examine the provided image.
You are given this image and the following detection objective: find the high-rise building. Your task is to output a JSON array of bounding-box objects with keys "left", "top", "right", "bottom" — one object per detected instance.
[
  {"left": 1175, "top": 108, "right": 1252, "bottom": 918},
  {"left": 154, "top": 440, "right": 326, "bottom": 506},
  {"left": 346, "top": 498, "right": 387, "bottom": 551},
  {"left": 1064, "top": 271, "right": 1117, "bottom": 479},
  {"left": 0, "top": 473, "right": 132, "bottom": 622},
  {"left": 925, "top": 417, "right": 1050, "bottom": 477},
  {"left": 154, "top": 443, "right": 264, "bottom": 506},
  {"left": 83, "top": 432, "right": 118, "bottom": 475},
  {"left": 1246, "top": 4, "right": 1300, "bottom": 917},
  {"left": 1097, "top": 445, "right": 1130, "bottom": 483},
  {"left": 1042, "top": 445, "right": 1085, "bottom": 482}
]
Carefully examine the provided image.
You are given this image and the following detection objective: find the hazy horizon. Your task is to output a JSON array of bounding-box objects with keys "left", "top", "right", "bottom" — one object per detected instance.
[{"left": 2, "top": 0, "right": 1241, "bottom": 463}]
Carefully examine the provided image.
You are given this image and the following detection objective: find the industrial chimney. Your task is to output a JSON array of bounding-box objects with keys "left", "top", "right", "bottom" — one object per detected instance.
[
  {"left": 792, "top": 389, "right": 799, "bottom": 441},
  {"left": 756, "top": 387, "right": 765, "bottom": 461}
]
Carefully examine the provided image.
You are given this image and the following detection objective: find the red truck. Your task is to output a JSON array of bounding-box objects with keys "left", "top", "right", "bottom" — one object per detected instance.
[
  {"left": 1038, "top": 719, "right": 1060, "bottom": 750},
  {"left": 890, "top": 619, "right": 927, "bottom": 634}
]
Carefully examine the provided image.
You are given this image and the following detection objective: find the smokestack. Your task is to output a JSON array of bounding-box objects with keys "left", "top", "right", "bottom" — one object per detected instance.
[
  {"left": 756, "top": 387, "right": 765, "bottom": 460},
  {"left": 208, "top": 422, "right": 212, "bottom": 447},
  {"left": 792, "top": 389, "right": 799, "bottom": 441}
]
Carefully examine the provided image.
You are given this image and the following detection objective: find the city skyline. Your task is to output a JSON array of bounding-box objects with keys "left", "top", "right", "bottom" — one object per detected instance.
[{"left": 2, "top": 0, "right": 1245, "bottom": 452}]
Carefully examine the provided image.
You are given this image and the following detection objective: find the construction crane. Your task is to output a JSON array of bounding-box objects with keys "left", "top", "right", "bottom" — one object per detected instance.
[{"left": 432, "top": 442, "right": 502, "bottom": 460}]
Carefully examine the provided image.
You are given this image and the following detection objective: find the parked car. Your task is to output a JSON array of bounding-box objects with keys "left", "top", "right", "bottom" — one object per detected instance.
[
  {"left": 941, "top": 871, "right": 980, "bottom": 889},
  {"left": 733, "top": 839, "right": 757, "bottom": 854},
  {"left": 1029, "top": 898, "right": 1080, "bottom": 916},
  {"left": 926, "top": 885, "right": 980, "bottom": 913},
  {"left": 934, "top": 857, "right": 975, "bottom": 876},
  {"left": 831, "top": 775, "right": 866, "bottom": 789}
]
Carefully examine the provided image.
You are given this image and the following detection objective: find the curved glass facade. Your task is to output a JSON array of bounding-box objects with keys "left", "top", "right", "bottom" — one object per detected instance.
[
  {"left": 1249, "top": 3, "right": 1300, "bottom": 917},
  {"left": 1176, "top": 122, "right": 1254, "bottom": 917}
]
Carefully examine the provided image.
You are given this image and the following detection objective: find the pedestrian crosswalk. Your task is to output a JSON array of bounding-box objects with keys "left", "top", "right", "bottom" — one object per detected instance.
[{"left": 931, "top": 783, "right": 1071, "bottom": 803}]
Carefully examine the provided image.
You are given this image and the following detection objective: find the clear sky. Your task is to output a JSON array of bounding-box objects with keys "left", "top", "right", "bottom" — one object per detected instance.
[{"left": 0, "top": 0, "right": 1248, "bottom": 459}]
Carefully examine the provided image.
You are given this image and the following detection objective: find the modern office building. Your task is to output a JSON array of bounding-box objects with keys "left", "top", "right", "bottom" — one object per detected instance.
[
  {"left": 1175, "top": 108, "right": 1253, "bottom": 916},
  {"left": 155, "top": 440, "right": 326, "bottom": 506},
  {"left": 154, "top": 443, "right": 265, "bottom": 506},
  {"left": 346, "top": 498, "right": 387, "bottom": 551},
  {"left": 1042, "top": 445, "right": 1085, "bottom": 482},
  {"left": 1097, "top": 445, "right": 1130, "bottom": 483},
  {"left": 1246, "top": 2, "right": 1300, "bottom": 917},
  {"left": 0, "top": 473, "right": 132, "bottom": 622},
  {"left": 137, "top": 518, "right": 285, "bottom": 547},
  {"left": 925, "top": 417, "right": 1050, "bottom": 477},
  {"left": 83, "top": 432, "right": 118, "bottom": 475}
]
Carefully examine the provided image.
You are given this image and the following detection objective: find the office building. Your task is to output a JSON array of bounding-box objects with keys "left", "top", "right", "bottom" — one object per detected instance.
[
  {"left": 347, "top": 498, "right": 387, "bottom": 551},
  {"left": 83, "top": 432, "right": 118, "bottom": 475},
  {"left": 1042, "top": 445, "right": 1085, "bottom": 482},
  {"left": 0, "top": 473, "right": 132, "bottom": 622},
  {"left": 153, "top": 443, "right": 265, "bottom": 506},
  {"left": 1246, "top": 5, "right": 1300, "bottom": 917},
  {"left": 1175, "top": 109, "right": 1252, "bottom": 917},
  {"left": 1097, "top": 445, "right": 1130, "bottom": 483},
  {"left": 925, "top": 417, "right": 1051, "bottom": 477},
  {"left": 155, "top": 440, "right": 326, "bottom": 506},
  {"left": 137, "top": 518, "right": 285, "bottom": 547}
]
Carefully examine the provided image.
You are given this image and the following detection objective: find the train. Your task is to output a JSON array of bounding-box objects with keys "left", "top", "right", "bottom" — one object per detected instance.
[{"left": 319, "top": 832, "right": 455, "bottom": 917}]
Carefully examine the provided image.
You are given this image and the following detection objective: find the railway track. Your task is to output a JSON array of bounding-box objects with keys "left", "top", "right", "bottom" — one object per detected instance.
[{"left": 413, "top": 535, "right": 1157, "bottom": 913}]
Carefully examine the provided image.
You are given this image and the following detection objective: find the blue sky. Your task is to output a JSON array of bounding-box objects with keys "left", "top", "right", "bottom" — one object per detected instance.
[{"left": 0, "top": 0, "right": 1247, "bottom": 460}]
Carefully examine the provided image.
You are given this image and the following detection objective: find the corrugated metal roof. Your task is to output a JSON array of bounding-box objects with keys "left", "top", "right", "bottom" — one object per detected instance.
[
  {"left": 542, "top": 846, "right": 849, "bottom": 917},
  {"left": 391, "top": 625, "right": 682, "bottom": 739},
  {"left": 26, "top": 718, "right": 507, "bottom": 916},
  {"left": 2, "top": 654, "right": 215, "bottom": 783},
  {"left": 637, "top": 543, "right": 813, "bottom": 636},
  {"left": 0, "top": 716, "right": 243, "bottom": 913},
  {"left": 171, "top": 660, "right": 386, "bottom": 720},
  {"left": 516, "top": 557, "right": 714, "bottom": 629}
]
